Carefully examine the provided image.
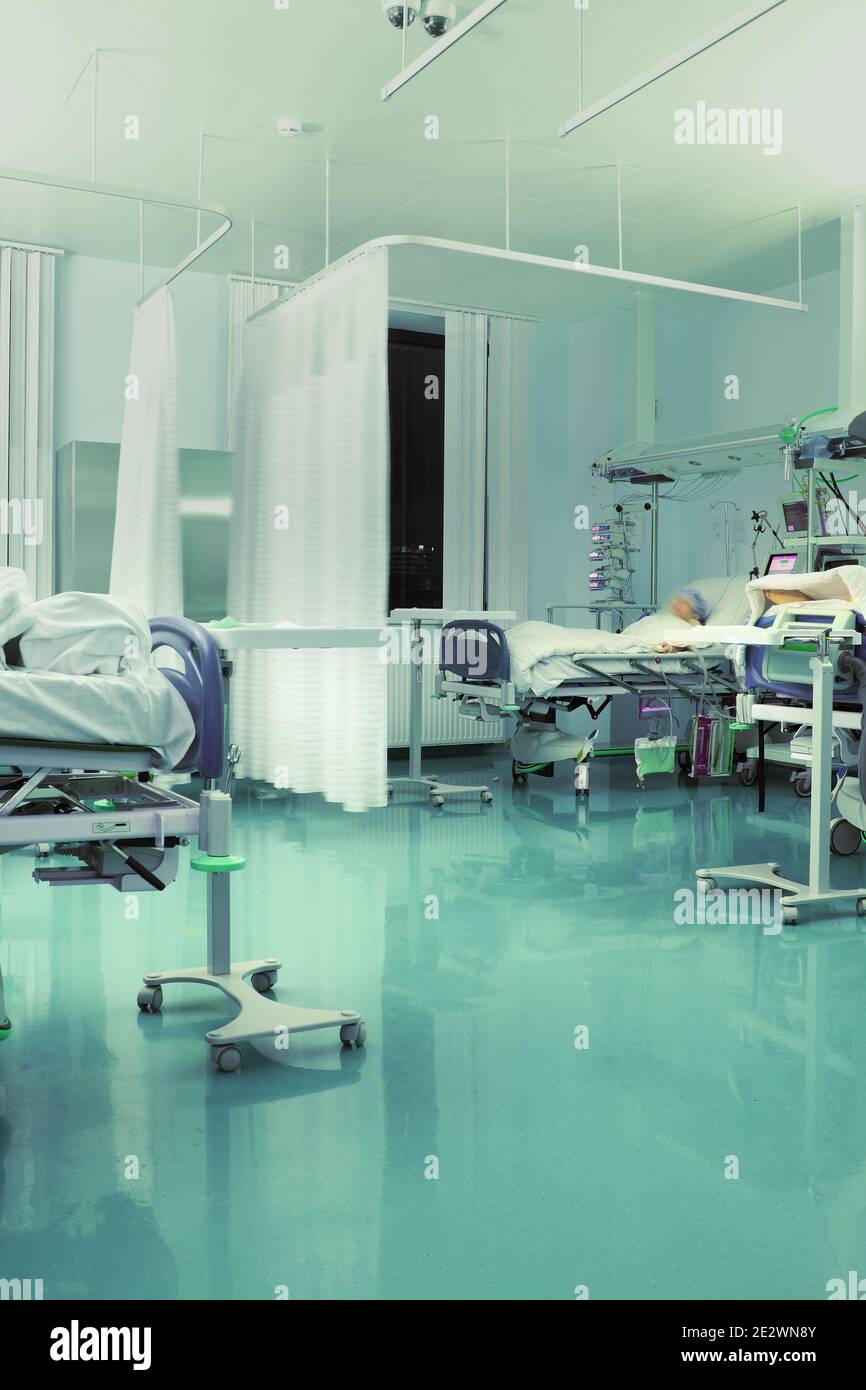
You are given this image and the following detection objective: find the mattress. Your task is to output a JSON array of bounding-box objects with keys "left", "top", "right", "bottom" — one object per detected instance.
[
  {"left": 522, "top": 649, "right": 729, "bottom": 697},
  {"left": 0, "top": 665, "right": 195, "bottom": 771}
]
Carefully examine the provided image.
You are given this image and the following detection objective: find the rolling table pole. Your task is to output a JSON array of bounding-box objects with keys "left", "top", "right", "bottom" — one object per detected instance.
[
  {"left": 650, "top": 483, "right": 659, "bottom": 609},
  {"left": 808, "top": 653, "right": 833, "bottom": 895},
  {"left": 408, "top": 619, "right": 424, "bottom": 780},
  {"left": 758, "top": 721, "right": 766, "bottom": 813}
]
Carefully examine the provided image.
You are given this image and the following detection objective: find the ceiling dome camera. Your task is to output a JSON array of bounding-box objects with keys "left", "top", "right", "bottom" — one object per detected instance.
[
  {"left": 421, "top": 1, "right": 457, "bottom": 37},
  {"left": 382, "top": 1, "right": 419, "bottom": 27}
]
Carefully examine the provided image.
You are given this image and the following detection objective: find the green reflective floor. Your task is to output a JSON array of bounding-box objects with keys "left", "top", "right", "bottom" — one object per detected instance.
[{"left": 2, "top": 752, "right": 866, "bottom": 1301}]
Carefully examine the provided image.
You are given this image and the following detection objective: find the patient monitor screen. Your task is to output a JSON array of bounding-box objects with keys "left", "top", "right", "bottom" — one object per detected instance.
[
  {"left": 781, "top": 495, "right": 827, "bottom": 536},
  {"left": 765, "top": 552, "right": 799, "bottom": 575}
]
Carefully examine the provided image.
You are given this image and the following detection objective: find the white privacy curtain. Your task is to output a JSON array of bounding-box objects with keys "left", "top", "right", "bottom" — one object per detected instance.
[
  {"left": 228, "top": 247, "right": 389, "bottom": 813},
  {"left": 226, "top": 275, "right": 288, "bottom": 449},
  {"left": 0, "top": 247, "right": 56, "bottom": 598},
  {"left": 487, "top": 317, "right": 532, "bottom": 620},
  {"left": 109, "top": 286, "right": 182, "bottom": 618},
  {"left": 442, "top": 310, "right": 488, "bottom": 610}
]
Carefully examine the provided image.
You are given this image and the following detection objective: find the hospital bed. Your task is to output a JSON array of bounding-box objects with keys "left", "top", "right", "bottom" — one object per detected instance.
[
  {"left": 435, "top": 617, "right": 740, "bottom": 791},
  {"left": 0, "top": 616, "right": 366, "bottom": 1070}
]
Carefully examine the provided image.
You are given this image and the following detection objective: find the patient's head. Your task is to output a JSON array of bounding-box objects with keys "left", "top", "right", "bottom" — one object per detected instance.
[{"left": 668, "top": 586, "right": 710, "bottom": 626}]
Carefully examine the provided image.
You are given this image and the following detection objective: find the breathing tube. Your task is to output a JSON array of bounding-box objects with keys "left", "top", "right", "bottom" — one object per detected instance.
[{"left": 839, "top": 651, "right": 866, "bottom": 803}]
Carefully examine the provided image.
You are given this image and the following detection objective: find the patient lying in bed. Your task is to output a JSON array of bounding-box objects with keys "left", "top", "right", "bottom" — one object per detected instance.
[
  {"left": 656, "top": 583, "right": 811, "bottom": 651},
  {"left": 505, "top": 575, "right": 752, "bottom": 695},
  {"left": 0, "top": 569, "right": 195, "bottom": 769}
]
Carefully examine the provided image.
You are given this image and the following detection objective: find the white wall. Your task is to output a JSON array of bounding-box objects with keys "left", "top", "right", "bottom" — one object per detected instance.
[
  {"left": 525, "top": 259, "right": 843, "bottom": 625},
  {"left": 652, "top": 267, "right": 840, "bottom": 593},
  {"left": 54, "top": 255, "right": 228, "bottom": 451},
  {"left": 526, "top": 312, "right": 632, "bottom": 621}
]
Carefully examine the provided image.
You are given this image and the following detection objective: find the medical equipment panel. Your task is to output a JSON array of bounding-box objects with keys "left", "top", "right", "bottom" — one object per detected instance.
[
  {"left": 744, "top": 607, "right": 866, "bottom": 699},
  {"left": 764, "top": 551, "right": 800, "bottom": 575}
]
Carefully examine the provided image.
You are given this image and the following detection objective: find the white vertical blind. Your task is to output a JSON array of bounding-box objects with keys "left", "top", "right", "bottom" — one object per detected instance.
[
  {"left": 487, "top": 316, "right": 531, "bottom": 619},
  {"left": 228, "top": 248, "right": 389, "bottom": 813},
  {"left": 442, "top": 309, "right": 488, "bottom": 609},
  {"left": 226, "top": 276, "right": 289, "bottom": 449},
  {"left": 109, "top": 286, "right": 182, "bottom": 618},
  {"left": 0, "top": 247, "right": 56, "bottom": 597}
]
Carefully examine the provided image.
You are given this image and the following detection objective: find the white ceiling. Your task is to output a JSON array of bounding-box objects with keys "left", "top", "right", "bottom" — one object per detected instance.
[{"left": 0, "top": 0, "right": 863, "bottom": 292}]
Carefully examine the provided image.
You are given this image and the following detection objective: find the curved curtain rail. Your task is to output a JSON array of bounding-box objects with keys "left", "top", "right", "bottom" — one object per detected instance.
[{"left": 0, "top": 165, "right": 233, "bottom": 306}]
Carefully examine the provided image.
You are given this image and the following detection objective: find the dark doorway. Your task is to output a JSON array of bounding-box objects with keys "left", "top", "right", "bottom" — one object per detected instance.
[{"left": 388, "top": 327, "right": 445, "bottom": 612}]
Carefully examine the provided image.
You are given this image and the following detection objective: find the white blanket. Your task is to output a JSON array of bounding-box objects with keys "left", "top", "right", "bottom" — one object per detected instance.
[
  {"left": 745, "top": 564, "right": 866, "bottom": 620},
  {"left": 0, "top": 667, "right": 195, "bottom": 770},
  {"left": 507, "top": 575, "right": 751, "bottom": 692},
  {"left": 0, "top": 569, "right": 195, "bottom": 769}
]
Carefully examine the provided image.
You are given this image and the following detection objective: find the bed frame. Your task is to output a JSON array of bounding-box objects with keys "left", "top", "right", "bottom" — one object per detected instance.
[{"left": 435, "top": 618, "right": 739, "bottom": 788}]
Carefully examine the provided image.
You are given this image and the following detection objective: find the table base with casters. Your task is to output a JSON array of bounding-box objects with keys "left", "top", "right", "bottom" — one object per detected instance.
[
  {"left": 696, "top": 618, "right": 866, "bottom": 925},
  {"left": 387, "top": 611, "right": 515, "bottom": 808}
]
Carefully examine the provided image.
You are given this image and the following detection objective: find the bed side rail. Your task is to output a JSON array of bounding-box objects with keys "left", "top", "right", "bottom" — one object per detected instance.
[
  {"left": 438, "top": 620, "right": 511, "bottom": 682},
  {"left": 150, "top": 617, "right": 225, "bottom": 780}
]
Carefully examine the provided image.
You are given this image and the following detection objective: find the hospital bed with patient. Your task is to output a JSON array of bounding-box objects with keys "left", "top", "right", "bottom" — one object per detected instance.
[
  {"left": 436, "top": 574, "right": 751, "bottom": 789},
  {"left": 0, "top": 571, "right": 366, "bottom": 1069}
]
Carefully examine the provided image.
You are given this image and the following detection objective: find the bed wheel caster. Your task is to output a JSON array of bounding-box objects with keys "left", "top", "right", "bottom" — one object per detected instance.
[
  {"left": 431, "top": 795, "right": 444, "bottom": 808},
  {"left": 737, "top": 761, "right": 757, "bottom": 787},
  {"left": 857, "top": 899, "right": 866, "bottom": 917},
  {"left": 793, "top": 772, "right": 811, "bottom": 798},
  {"left": 340, "top": 1020, "right": 367, "bottom": 1049},
  {"left": 212, "top": 1043, "right": 243, "bottom": 1072},
  {"left": 251, "top": 969, "right": 278, "bottom": 993},
  {"left": 781, "top": 907, "right": 799, "bottom": 926},
  {"left": 697, "top": 876, "right": 717, "bottom": 894},
  {"left": 481, "top": 791, "right": 494, "bottom": 803},
  {"left": 830, "top": 817, "right": 862, "bottom": 857},
  {"left": 137, "top": 985, "right": 163, "bottom": 1013}
]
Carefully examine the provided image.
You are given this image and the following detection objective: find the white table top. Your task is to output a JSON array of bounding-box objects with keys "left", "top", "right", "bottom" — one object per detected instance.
[
  {"left": 664, "top": 624, "right": 784, "bottom": 648},
  {"left": 389, "top": 609, "right": 517, "bottom": 624},
  {"left": 208, "top": 623, "right": 386, "bottom": 651}
]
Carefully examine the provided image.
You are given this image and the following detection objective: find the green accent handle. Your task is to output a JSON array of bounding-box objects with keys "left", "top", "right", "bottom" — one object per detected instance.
[
  {"left": 191, "top": 853, "right": 246, "bottom": 874},
  {"left": 208, "top": 615, "right": 246, "bottom": 629},
  {"left": 779, "top": 405, "right": 838, "bottom": 445}
]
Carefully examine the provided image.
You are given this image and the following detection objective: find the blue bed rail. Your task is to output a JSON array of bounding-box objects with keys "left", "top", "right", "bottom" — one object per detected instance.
[
  {"left": 150, "top": 617, "right": 225, "bottom": 779},
  {"left": 439, "top": 620, "right": 511, "bottom": 682}
]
